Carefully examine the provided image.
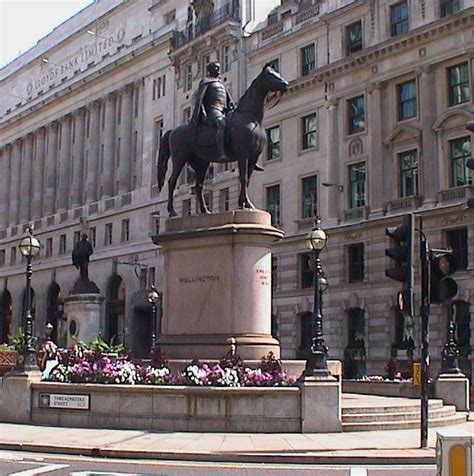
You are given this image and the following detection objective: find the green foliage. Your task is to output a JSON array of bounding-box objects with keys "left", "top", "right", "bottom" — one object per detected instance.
[
  {"left": 72, "top": 334, "right": 125, "bottom": 355},
  {"left": 7, "top": 328, "right": 36, "bottom": 352}
]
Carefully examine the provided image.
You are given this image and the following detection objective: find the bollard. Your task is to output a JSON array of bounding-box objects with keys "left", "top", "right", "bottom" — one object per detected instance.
[{"left": 436, "top": 429, "right": 472, "bottom": 476}]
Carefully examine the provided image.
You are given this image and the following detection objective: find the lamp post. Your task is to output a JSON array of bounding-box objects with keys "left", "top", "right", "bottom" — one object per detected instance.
[
  {"left": 147, "top": 286, "right": 160, "bottom": 351},
  {"left": 440, "top": 301, "right": 461, "bottom": 374},
  {"left": 18, "top": 226, "right": 41, "bottom": 371},
  {"left": 301, "top": 216, "right": 330, "bottom": 379}
]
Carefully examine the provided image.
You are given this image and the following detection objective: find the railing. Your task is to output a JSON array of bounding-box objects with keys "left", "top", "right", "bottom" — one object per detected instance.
[
  {"left": 386, "top": 195, "right": 422, "bottom": 211},
  {"left": 171, "top": 2, "right": 240, "bottom": 50},
  {"left": 438, "top": 185, "right": 474, "bottom": 202},
  {"left": 343, "top": 206, "right": 369, "bottom": 221},
  {"left": 295, "top": 4, "right": 320, "bottom": 25},
  {"left": 261, "top": 21, "right": 284, "bottom": 41}
]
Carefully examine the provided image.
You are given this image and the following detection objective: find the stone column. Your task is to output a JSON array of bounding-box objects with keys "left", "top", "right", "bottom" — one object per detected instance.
[
  {"left": 9, "top": 138, "right": 22, "bottom": 225},
  {"left": 101, "top": 93, "right": 116, "bottom": 199},
  {"left": 32, "top": 128, "right": 46, "bottom": 219},
  {"left": 0, "top": 145, "right": 11, "bottom": 228},
  {"left": 326, "top": 98, "right": 340, "bottom": 225},
  {"left": 419, "top": 66, "right": 438, "bottom": 207},
  {"left": 86, "top": 100, "right": 101, "bottom": 203},
  {"left": 71, "top": 108, "right": 86, "bottom": 208},
  {"left": 44, "top": 121, "right": 59, "bottom": 215},
  {"left": 118, "top": 84, "right": 133, "bottom": 194},
  {"left": 58, "top": 115, "right": 72, "bottom": 212},
  {"left": 20, "top": 133, "right": 34, "bottom": 223},
  {"left": 368, "top": 81, "right": 384, "bottom": 217}
]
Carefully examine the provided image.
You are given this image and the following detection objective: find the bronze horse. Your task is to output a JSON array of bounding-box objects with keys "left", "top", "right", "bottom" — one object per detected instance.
[{"left": 157, "top": 65, "right": 289, "bottom": 216}]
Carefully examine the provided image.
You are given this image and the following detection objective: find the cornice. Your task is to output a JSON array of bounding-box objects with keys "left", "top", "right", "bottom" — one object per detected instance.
[{"left": 285, "top": 10, "right": 474, "bottom": 98}]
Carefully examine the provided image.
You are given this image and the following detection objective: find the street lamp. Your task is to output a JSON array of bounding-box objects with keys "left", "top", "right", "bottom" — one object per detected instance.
[
  {"left": 18, "top": 226, "right": 41, "bottom": 371},
  {"left": 301, "top": 216, "right": 330, "bottom": 379},
  {"left": 440, "top": 302, "right": 461, "bottom": 374},
  {"left": 147, "top": 285, "right": 160, "bottom": 351}
]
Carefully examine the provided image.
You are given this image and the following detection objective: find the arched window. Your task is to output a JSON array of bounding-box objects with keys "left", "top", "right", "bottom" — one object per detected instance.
[
  {"left": 0, "top": 290, "right": 12, "bottom": 343},
  {"left": 347, "top": 308, "right": 365, "bottom": 349},
  {"left": 106, "top": 275, "right": 125, "bottom": 344},
  {"left": 46, "top": 283, "right": 63, "bottom": 343},
  {"left": 394, "top": 307, "right": 414, "bottom": 349},
  {"left": 453, "top": 301, "right": 471, "bottom": 352},
  {"left": 299, "top": 311, "right": 312, "bottom": 354}
]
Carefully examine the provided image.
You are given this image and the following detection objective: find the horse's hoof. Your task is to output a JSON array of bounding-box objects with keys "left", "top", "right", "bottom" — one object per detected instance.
[{"left": 169, "top": 211, "right": 177, "bottom": 218}]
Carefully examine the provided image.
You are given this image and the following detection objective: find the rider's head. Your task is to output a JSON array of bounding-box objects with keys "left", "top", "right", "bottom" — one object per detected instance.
[{"left": 207, "top": 62, "right": 221, "bottom": 78}]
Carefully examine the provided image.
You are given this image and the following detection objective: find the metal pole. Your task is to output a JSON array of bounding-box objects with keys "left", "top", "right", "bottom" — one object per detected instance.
[
  {"left": 420, "top": 219, "right": 430, "bottom": 449},
  {"left": 151, "top": 301, "right": 157, "bottom": 351},
  {"left": 23, "top": 256, "right": 38, "bottom": 371},
  {"left": 440, "top": 302, "right": 461, "bottom": 374}
]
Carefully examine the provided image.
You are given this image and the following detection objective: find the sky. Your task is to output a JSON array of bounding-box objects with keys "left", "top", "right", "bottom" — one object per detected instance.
[{"left": 0, "top": 0, "right": 93, "bottom": 68}]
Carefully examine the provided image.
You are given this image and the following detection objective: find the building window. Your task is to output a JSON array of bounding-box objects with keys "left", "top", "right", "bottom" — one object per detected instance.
[
  {"left": 268, "top": 58, "right": 279, "bottom": 72},
  {"left": 450, "top": 137, "right": 471, "bottom": 187},
  {"left": 440, "top": 0, "right": 460, "bottom": 17},
  {"left": 266, "top": 126, "right": 280, "bottom": 161},
  {"left": 89, "top": 227, "right": 96, "bottom": 248},
  {"left": 301, "top": 44, "right": 315, "bottom": 76},
  {"left": 348, "top": 243, "right": 364, "bottom": 283},
  {"left": 302, "top": 113, "right": 317, "bottom": 150},
  {"left": 148, "top": 267, "right": 156, "bottom": 287},
  {"left": 390, "top": 1, "right": 409, "bottom": 37},
  {"left": 116, "top": 95, "right": 122, "bottom": 125},
  {"left": 347, "top": 95, "right": 365, "bottom": 135},
  {"left": 0, "top": 250, "right": 5, "bottom": 267},
  {"left": 446, "top": 227, "right": 468, "bottom": 270},
  {"left": 219, "top": 188, "right": 230, "bottom": 212},
  {"left": 348, "top": 308, "right": 365, "bottom": 348},
  {"left": 399, "top": 150, "right": 419, "bottom": 197},
  {"left": 346, "top": 20, "right": 362, "bottom": 55},
  {"left": 266, "top": 184, "right": 281, "bottom": 225},
  {"left": 222, "top": 45, "right": 231, "bottom": 72},
  {"left": 302, "top": 175, "right": 317, "bottom": 219},
  {"left": 184, "top": 63, "right": 192, "bottom": 91},
  {"left": 44, "top": 238, "right": 52, "bottom": 258},
  {"left": 271, "top": 256, "right": 278, "bottom": 292},
  {"left": 10, "top": 247, "right": 16, "bottom": 266},
  {"left": 59, "top": 235, "right": 67, "bottom": 255},
  {"left": 348, "top": 162, "right": 366, "bottom": 208},
  {"left": 185, "top": 164, "right": 195, "bottom": 184},
  {"left": 151, "top": 212, "right": 160, "bottom": 235},
  {"left": 300, "top": 253, "right": 313, "bottom": 289},
  {"left": 134, "top": 87, "right": 139, "bottom": 118},
  {"left": 448, "top": 63, "right": 470, "bottom": 106},
  {"left": 153, "top": 118, "right": 164, "bottom": 171},
  {"left": 183, "top": 107, "right": 192, "bottom": 123},
  {"left": 164, "top": 9, "right": 176, "bottom": 24},
  {"left": 453, "top": 301, "right": 471, "bottom": 351},
  {"left": 104, "top": 223, "right": 113, "bottom": 246},
  {"left": 121, "top": 219, "right": 130, "bottom": 243},
  {"left": 182, "top": 199, "right": 192, "bottom": 217},
  {"left": 398, "top": 80, "right": 417, "bottom": 121}
]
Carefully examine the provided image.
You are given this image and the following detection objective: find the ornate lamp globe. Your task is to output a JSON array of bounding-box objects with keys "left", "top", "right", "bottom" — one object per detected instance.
[
  {"left": 19, "top": 229, "right": 41, "bottom": 258},
  {"left": 320, "top": 275, "right": 329, "bottom": 293},
  {"left": 305, "top": 218, "right": 327, "bottom": 251},
  {"left": 147, "top": 287, "right": 160, "bottom": 305}
]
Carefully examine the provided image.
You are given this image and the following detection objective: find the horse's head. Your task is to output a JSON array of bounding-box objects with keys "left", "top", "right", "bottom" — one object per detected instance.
[{"left": 261, "top": 64, "right": 289, "bottom": 94}]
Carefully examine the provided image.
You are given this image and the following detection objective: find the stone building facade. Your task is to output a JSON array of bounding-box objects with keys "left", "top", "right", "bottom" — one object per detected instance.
[{"left": 0, "top": 0, "right": 473, "bottom": 379}]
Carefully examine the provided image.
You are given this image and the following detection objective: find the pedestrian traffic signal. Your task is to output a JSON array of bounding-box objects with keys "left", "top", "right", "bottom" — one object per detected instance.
[
  {"left": 429, "top": 250, "right": 458, "bottom": 304},
  {"left": 385, "top": 214, "right": 414, "bottom": 316}
]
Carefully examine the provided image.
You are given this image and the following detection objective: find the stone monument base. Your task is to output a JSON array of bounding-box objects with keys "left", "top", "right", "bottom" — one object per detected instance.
[
  {"left": 153, "top": 210, "right": 284, "bottom": 360},
  {"left": 64, "top": 294, "right": 104, "bottom": 346},
  {"left": 435, "top": 372, "right": 470, "bottom": 411}
]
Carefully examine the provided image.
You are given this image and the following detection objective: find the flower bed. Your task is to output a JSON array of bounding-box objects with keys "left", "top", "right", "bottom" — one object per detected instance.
[{"left": 42, "top": 342, "right": 297, "bottom": 388}]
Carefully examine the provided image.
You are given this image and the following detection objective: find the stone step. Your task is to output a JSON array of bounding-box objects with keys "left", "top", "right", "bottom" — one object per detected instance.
[
  {"left": 342, "top": 405, "right": 457, "bottom": 423},
  {"left": 342, "top": 412, "right": 468, "bottom": 432},
  {"left": 342, "top": 398, "right": 444, "bottom": 415}
]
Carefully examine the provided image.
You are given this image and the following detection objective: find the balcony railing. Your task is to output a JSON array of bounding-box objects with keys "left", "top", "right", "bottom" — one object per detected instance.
[
  {"left": 295, "top": 4, "right": 320, "bottom": 25},
  {"left": 438, "top": 184, "right": 474, "bottom": 202},
  {"left": 171, "top": 2, "right": 240, "bottom": 50},
  {"left": 386, "top": 195, "right": 422, "bottom": 212}
]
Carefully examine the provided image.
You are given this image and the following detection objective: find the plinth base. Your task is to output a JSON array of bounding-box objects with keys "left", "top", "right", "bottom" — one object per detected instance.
[{"left": 156, "top": 333, "right": 280, "bottom": 360}]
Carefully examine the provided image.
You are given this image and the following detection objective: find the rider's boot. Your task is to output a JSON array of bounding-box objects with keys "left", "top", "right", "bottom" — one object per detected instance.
[
  {"left": 215, "top": 123, "right": 230, "bottom": 163},
  {"left": 254, "top": 163, "right": 264, "bottom": 172}
]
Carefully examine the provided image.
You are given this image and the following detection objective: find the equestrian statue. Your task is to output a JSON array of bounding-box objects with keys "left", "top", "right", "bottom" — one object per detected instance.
[{"left": 158, "top": 62, "right": 289, "bottom": 216}]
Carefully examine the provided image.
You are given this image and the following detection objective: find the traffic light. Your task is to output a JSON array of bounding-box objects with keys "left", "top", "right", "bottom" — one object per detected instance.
[
  {"left": 429, "top": 250, "right": 458, "bottom": 304},
  {"left": 385, "top": 214, "right": 414, "bottom": 316}
]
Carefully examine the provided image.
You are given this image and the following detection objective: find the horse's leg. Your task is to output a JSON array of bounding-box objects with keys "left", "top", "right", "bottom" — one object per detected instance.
[
  {"left": 238, "top": 158, "right": 250, "bottom": 209},
  {"left": 245, "top": 155, "right": 258, "bottom": 209},
  {"left": 167, "top": 159, "right": 186, "bottom": 217},
  {"left": 193, "top": 161, "right": 210, "bottom": 214}
]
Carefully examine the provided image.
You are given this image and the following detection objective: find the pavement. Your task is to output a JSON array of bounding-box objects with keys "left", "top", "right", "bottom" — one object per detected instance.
[{"left": 0, "top": 416, "right": 473, "bottom": 465}]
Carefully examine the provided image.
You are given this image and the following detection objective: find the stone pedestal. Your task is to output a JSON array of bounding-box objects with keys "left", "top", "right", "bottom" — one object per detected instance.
[
  {"left": 435, "top": 373, "right": 470, "bottom": 411},
  {"left": 0, "top": 370, "right": 41, "bottom": 423},
  {"left": 152, "top": 210, "right": 283, "bottom": 360},
  {"left": 64, "top": 294, "right": 104, "bottom": 346},
  {"left": 300, "top": 375, "right": 342, "bottom": 432}
]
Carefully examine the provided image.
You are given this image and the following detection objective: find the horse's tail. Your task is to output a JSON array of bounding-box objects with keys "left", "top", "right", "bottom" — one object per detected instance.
[{"left": 157, "top": 130, "right": 172, "bottom": 191}]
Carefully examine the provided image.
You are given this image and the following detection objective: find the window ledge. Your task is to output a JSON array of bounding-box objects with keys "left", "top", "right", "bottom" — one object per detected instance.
[
  {"left": 438, "top": 185, "right": 474, "bottom": 203},
  {"left": 341, "top": 206, "right": 369, "bottom": 222},
  {"left": 386, "top": 195, "right": 422, "bottom": 212}
]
